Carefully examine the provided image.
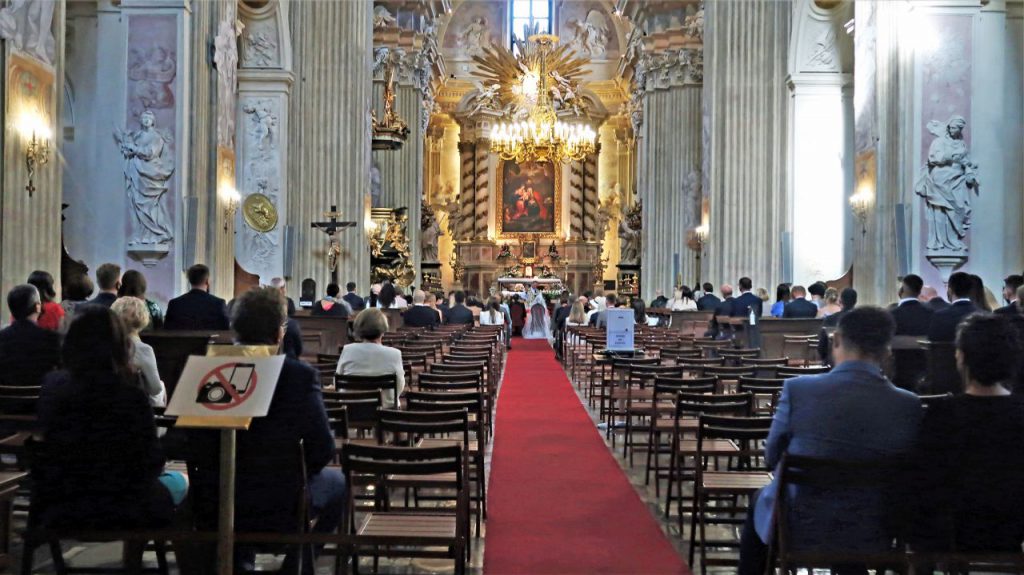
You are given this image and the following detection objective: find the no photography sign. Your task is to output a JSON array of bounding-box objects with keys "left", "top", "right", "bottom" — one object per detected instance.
[{"left": 166, "top": 355, "right": 284, "bottom": 419}]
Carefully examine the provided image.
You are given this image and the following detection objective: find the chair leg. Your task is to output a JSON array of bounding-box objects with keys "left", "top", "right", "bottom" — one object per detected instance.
[
  {"left": 687, "top": 489, "right": 700, "bottom": 568},
  {"left": 48, "top": 540, "right": 67, "bottom": 575},
  {"left": 154, "top": 540, "right": 170, "bottom": 575},
  {"left": 19, "top": 537, "right": 36, "bottom": 575}
]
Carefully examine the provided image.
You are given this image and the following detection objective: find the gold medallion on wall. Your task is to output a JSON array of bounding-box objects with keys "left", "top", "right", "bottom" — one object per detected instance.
[{"left": 243, "top": 193, "right": 278, "bottom": 232}]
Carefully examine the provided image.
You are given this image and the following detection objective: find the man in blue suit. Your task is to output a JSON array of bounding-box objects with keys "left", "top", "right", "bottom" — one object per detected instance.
[
  {"left": 782, "top": 285, "right": 819, "bottom": 318},
  {"left": 739, "top": 307, "right": 922, "bottom": 574},
  {"left": 926, "top": 271, "right": 978, "bottom": 342},
  {"left": 730, "top": 277, "right": 763, "bottom": 318}
]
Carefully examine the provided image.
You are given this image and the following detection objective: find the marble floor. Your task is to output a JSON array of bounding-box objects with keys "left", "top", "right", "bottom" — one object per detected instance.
[{"left": 9, "top": 345, "right": 735, "bottom": 575}]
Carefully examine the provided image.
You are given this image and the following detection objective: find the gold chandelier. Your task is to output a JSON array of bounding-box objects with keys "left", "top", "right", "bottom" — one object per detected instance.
[{"left": 488, "top": 34, "right": 596, "bottom": 164}]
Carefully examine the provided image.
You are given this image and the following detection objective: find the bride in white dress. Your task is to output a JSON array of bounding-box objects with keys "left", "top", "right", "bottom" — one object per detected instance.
[{"left": 521, "top": 290, "right": 553, "bottom": 342}]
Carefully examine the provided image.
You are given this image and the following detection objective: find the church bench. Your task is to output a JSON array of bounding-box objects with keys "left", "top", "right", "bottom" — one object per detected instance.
[
  {"left": 669, "top": 310, "right": 714, "bottom": 337},
  {"left": 140, "top": 331, "right": 234, "bottom": 396},
  {"left": 750, "top": 318, "right": 824, "bottom": 359},
  {"left": 292, "top": 315, "right": 350, "bottom": 360}
]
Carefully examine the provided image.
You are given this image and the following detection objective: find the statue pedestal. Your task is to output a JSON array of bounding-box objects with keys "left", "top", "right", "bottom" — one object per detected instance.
[
  {"left": 127, "top": 243, "right": 171, "bottom": 268},
  {"left": 617, "top": 263, "right": 641, "bottom": 300},
  {"left": 927, "top": 250, "right": 967, "bottom": 283},
  {"left": 420, "top": 261, "right": 443, "bottom": 294}
]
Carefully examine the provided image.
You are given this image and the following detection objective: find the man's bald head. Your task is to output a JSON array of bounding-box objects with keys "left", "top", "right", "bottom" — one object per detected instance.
[
  {"left": 720, "top": 284, "right": 734, "bottom": 298},
  {"left": 920, "top": 286, "right": 938, "bottom": 301},
  {"left": 412, "top": 289, "right": 426, "bottom": 304}
]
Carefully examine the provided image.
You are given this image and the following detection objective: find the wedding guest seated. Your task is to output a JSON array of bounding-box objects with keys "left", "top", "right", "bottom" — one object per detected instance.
[
  {"left": 0, "top": 285, "right": 61, "bottom": 406},
  {"left": 707, "top": 284, "right": 735, "bottom": 339},
  {"left": 311, "top": 283, "right": 352, "bottom": 317},
  {"left": 164, "top": 264, "right": 230, "bottom": 331},
  {"left": 343, "top": 281, "right": 366, "bottom": 311},
  {"left": 650, "top": 289, "right": 669, "bottom": 309},
  {"left": 479, "top": 298, "right": 506, "bottom": 327},
  {"left": 817, "top": 288, "right": 857, "bottom": 364},
  {"left": 739, "top": 307, "right": 922, "bottom": 574},
  {"left": 60, "top": 274, "right": 94, "bottom": 317},
  {"left": 632, "top": 298, "right": 652, "bottom": 326},
  {"left": 337, "top": 308, "right": 405, "bottom": 407},
  {"left": 403, "top": 289, "right": 441, "bottom": 329},
  {"left": 913, "top": 314, "right": 1024, "bottom": 552},
  {"left": 697, "top": 283, "right": 721, "bottom": 311},
  {"left": 377, "top": 282, "right": 401, "bottom": 309},
  {"left": 591, "top": 294, "right": 622, "bottom": 328},
  {"left": 269, "top": 277, "right": 297, "bottom": 316},
  {"left": 26, "top": 271, "right": 65, "bottom": 331},
  {"left": 770, "top": 283, "right": 791, "bottom": 318},
  {"left": 189, "top": 287, "right": 343, "bottom": 574},
  {"left": 111, "top": 296, "right": 166, "bottom": 406},
  {"left": 891, "top": 274, "right": 934, "bottom": 391},
  {"left": 425, "top": 292, "right": 444, "bottom": 323},
  {"left": 920, "top": 285, "right": 949, "bottom": 311},
  {"left": 817, "top": 287, "right": 843, "bottom": 318},
  {"left": 782, "top": 285, "right": 818, "bottom": 319},
  {"left": 34, "top": 306, "right": 188, "bottom": 529},
  {"left": 118, "top": 269, "right": 164, "bottom": 330},
  {"left": 995, "top": 274, "right": 1024, "bottom": 315},
  {"left": 87, "top": 263, "right": 121, "bottom": 308},
  {"left": 927, "top": 271, "right": 977, "bottom": 342},
  {"left": 808, "top": 281, "right": 827, "bottom": 309},
  {"left": 731, "top": 277, "right": 763, "bottom": 318},
  {"left": 444, "top": 291, "right": 475, "bottom": 326}
]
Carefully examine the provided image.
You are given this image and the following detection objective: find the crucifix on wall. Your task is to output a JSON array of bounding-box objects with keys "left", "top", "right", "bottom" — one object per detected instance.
[{"left": 310, "top": 205, "right": 356, "bottom": 284}]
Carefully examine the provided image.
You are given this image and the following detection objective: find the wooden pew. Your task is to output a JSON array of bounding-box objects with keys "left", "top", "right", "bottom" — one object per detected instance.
[
  {"left": 670, "top": 310, "right": 714, "bottom": 337},
  {"left": 753, "top": 318, "right": 824, "bottom": 359},
  {"left": 141, "top": 331, "right": 233, "bottom": 396},
  {"left": 292, "top": 315, "right": 350, "bottom": 358}
]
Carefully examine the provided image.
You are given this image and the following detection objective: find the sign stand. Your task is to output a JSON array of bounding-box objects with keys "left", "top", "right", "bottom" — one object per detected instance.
[{"left": 167, "top": 348, "right": 284, "bottom": 575}]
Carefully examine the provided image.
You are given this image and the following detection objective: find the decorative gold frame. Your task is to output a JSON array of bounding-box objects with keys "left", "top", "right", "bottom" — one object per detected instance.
[{"left": 495, "top": 159, "right": 562, "bottom": 239}]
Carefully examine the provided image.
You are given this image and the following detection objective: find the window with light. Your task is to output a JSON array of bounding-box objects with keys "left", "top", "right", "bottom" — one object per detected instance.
[{"left": 511, "top": 0, "right": 552, "bottom": 43}]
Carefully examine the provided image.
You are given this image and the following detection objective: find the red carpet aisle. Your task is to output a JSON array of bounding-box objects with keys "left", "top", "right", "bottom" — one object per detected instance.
[{"left": 484, "top": 339, "right": 690, "bottom": 574}]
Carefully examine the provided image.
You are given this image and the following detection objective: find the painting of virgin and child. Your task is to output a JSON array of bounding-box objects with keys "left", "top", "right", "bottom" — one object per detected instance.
[{"left": 500, "top": 160, "right": 557, "bottom": 235}]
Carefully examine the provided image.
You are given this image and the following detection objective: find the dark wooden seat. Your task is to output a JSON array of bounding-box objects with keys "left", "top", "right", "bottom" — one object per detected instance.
[
  {"left": 340, "top": 444, "right": 468, "bottom": 575},
  {"left": 690, "top": 414, "right": 773, "bottom": 574},
  {"left": 334, "top": 373, "right": 400, "bottom": 409}
]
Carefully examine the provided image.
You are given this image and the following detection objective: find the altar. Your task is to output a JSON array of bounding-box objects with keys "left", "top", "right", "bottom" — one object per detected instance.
[{"left": 496, "top": 277, "right": 565, "bottom": 300}]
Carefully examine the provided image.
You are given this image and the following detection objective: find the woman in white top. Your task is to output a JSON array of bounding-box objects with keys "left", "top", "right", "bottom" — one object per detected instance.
[
  {"left": 111, "top": 296, "right": 166, "bottom": 406},
  {"left": 478, "top": 298, "right": 506, "bottom": 326},
  {"left": 336, "top": 308, "right": 405, "bottom": 407},
  {"left": 668, "top": 286, "right": 698, "bottom": 311},
  {"left": 586, "top": 297, "right": 605, "bottom": 325}
]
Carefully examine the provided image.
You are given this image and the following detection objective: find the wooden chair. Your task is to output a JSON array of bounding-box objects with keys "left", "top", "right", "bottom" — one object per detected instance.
[
  {"left": 701, "top": 366, "right": 756, "bottom": 394},
  {"left": 776, "top": 365, "right": 831, "bottom": 378},
  {"left": 322, "top": 390, "right": 383, "bottom": 440},
  {"left": 736, "top": 377, "right": 786, "bottom": 415},
  {"left": 334, "top": 373, "right": 400, "bottom": 409},
  {"left": 769, "top": 454, "right": 909, "bottom": 574},
  {"left": 717, "top": 348, "right": 761, "bottom": 365},
  {"left": 644, "top": 376, "right": 717, "bottom": 496},
  {"left": 617, "top": 365, "right": 685, "bottom": 463},
  {"left": 340, "top": 444, "right": 468, "bottom": 575},
  {"left": 666, "top": 392, "right": 753, "bottom": 528},
  {"left": 689, "top": 415, "right": 773, "bottom": 573},
  {"left": 694, "top": 338, "right": 733, "bottom": 358},
  {"left": 0, "top": 385, "right": 42, "bottom": 419},
  {"left": 781, "top": 335, "right": 818, "bottom": 366}
]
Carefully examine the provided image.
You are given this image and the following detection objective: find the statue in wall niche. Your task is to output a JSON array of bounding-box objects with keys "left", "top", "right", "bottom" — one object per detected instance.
[
  {"left": 458, "top": 16, "right": 491, "bottom": 57},
  {"left": 444, "top": 196, "right": 462, "bottom": 240},
  {"left": 370, "top": 163, "right": 382, "bottom": 208},
  {"left": 114, "top": 110, "right": 175, "bottom": 247},
  {"left": 914, "top": 115, "right": 980, "bottom": 253},
  {"left": 421, "top": 201, "right": 443, "bottom": 263},
  {"left": 566, "top": 10, "right": 609, "bottom": 59},
  {"left": 618, "top": 201, "right": 642, "bottom": 265},
  {"left": 0, "top": 0, "right": 56, "bottom": 65},
  {"left": 214, "top": 17, "right": 240, "bottom": 148}
]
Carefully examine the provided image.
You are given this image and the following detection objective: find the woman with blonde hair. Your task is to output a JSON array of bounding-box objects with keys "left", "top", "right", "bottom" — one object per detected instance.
[
  {"left": 817, "top": 287, "right": 843, "bottom": 318},
  {"left": 111, "top": 296, "right": 166, "bottom": 406}
]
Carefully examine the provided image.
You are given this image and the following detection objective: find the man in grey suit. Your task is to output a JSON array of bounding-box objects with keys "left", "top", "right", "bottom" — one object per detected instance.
[{"left": 739, "top": 307, "right": 922, "bottom": 574}]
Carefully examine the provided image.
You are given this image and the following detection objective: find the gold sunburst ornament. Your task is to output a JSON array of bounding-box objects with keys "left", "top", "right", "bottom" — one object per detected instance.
[{"left": 476, "top": 33, "right": 597, "bottom": 164}]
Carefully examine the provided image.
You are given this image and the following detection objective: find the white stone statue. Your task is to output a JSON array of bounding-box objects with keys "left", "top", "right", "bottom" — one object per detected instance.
[
  {"left": 373, "top": 5, "right": 397, "bottom": 29},
  {"left": 914, "top": 115, "right": 979, "bottom": 253},
  {"left": 444, "top": 197, "right": 462, "bottom": 240},
  {"left": 114, "top": 111, "right": 175, "bottom": 247},
  {"left": 618, "top": 204, "right": 642, "bottom": 265},
  {"left": 458, "top": 16, "right": 491, "bottom": 57},
  {"left": 567, "top": 10, "right": 609, "bottom": 58},
  {"left": 213, "top": 18, "right": 240, "bottom": 148},
  {"left": 421, "top": 203, "right": 443, "bottom": 263},
  {"left": 0, "top": 0, "right": 55, "bottom": 65}
]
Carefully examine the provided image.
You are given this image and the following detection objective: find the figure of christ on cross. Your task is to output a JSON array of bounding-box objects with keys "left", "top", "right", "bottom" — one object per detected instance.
[{"left": 310, "top": 205, "right": 356, "bottom": 284}]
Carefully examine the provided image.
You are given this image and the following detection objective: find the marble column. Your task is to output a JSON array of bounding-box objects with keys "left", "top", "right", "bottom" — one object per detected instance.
[
  {"left": 288, "top": 0, "right": 371, "bottom": 293},
  {"left": 0, "top": 0, "right": 65, "bottom": 318},
  {"left": 704, "top": 0, "right": 791, "bottom": 293},
  {"left": 374, "top": 82, "right": 424, "bottom": 276},
  {"left": 638, "top": 85, "right": 702, "bottom": 298}
]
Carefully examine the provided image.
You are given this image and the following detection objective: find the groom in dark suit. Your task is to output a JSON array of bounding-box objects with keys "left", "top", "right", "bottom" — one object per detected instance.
[{"left": 164, "top": 264, "right": 231, "bottom": 331}]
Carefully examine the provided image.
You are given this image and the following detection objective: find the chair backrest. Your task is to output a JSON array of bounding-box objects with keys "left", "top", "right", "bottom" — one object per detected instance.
[
  {"left": 322, "top": 389, "right": 383, "bottom": 428},
  {"left": 675, "top": 391, "right": 753, "bottom": 418},
  {"left": 335, "top": 373, "right": 399, "bottom": 396},
  {"left": 653, "top": 376, "right": 717, "bottom": 399},
  {"left": 0, "top": 385, "right": 42, "bottom": 415},
  {"left": 324, "top": 405, "right": 350, "bottom": 440},
  {"left": 677, "top": 357, "right": 726, "bottom": 369},
  {"left": 737, "top": 376, "right": 786, "bottom": 393},
  {"left": 375, "top": 408, "right": 470, "bottom": 448},
  {"left": 773, "top": 454, "right": 909, "bottom": 569},
  {"left": 696, "top": 414, "right": 773, "bottom": 463},
  {"left": 702, "top": 366, "right": 757, "bottom": 378},
  {"left": 740, "top": 357, "right": 789, "bottom": 367},
  {"left": 339, "top": 444, "right": 464, "bottom": 501},
  {"left": 627, "top": 364, "right": 685, "bottom": 385},
  {"left": 776, "top": 365, "right": 831, "bottom": 378},
  {"left": 660, "top": 347, "right": 703, "bottom": 361}
]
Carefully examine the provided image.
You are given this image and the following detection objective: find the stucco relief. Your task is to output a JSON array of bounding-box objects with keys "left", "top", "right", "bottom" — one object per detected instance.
[
  {"left": 214, "top": 16, "right": 241, "bottom": 148},
  {"left": 128, "top": 44, "right": 176, "bottom": 113},
  {"left": 238, "top": 98, "right": 283, "bottom": 276},
  {"left": 242, "top": 19, "right": 279, "bottom": 68},
  {"left": 442, "top": 1, "right": 503, "bottom": 60},
  {"left": 804, "top": 25, "right": 839, "bottom": 72},
  {"left": 0, "top": 0, "right": 55, "bottom": 65}
]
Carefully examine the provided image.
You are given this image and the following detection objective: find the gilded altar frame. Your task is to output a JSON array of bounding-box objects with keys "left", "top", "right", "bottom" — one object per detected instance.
[{"left": 495, "top": 159, "right": 562, "bottom": 240}]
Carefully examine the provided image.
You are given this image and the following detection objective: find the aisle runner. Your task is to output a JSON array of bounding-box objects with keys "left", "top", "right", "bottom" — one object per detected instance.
[{"left": 484, "top": 339, "right": 690, "bottom": 574}]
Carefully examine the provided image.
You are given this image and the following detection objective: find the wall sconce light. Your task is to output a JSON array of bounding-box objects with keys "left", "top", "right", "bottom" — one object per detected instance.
[
  {"left": 222, "top": 186, "right": 240, "bottom": 232},
  {"left": 692, "top": 223, "right": 709, "bottom": 286},
  {"left": 15, "top": 111, "right": 52, "bottom": 198},
  {"left": 850, "top": 185, "right": 873, "bottom": 236}
]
